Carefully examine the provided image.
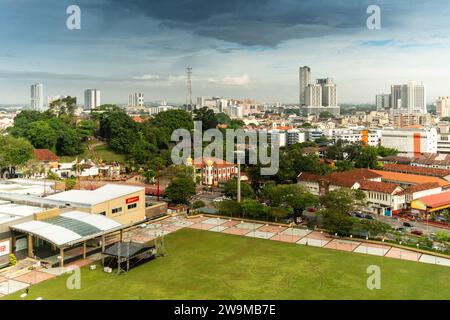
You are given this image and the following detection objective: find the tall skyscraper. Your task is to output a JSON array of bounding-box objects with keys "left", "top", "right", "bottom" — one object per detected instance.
[
  {"left": 84, "top": 89, "right": 101, "bottom": 110},
  {"left": 376, "top": 94, "right": 391, "bottom": 110},
  {"left": 317, "top": 78, "right": 337, "bottom": 107},
  {"left": 390, "top": 85, "right": 402, "bottom": 109},
  {"left": 299, "top": 66, "right": 311, "bottom": 106},
  {"left": 30, "top": 83, "right": 44, "bottom": 111},
  {"left": 305, "top": 84, "right": 322, "bottom": 107},
  {"left": 400, "top": 82, "right": 426, "bottom": 114},
  {"left": 128, "top": 93, "right": 144, "bottom": 107}
]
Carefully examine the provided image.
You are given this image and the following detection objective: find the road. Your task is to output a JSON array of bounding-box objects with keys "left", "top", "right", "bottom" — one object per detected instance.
[{"left": 373, "top": 214, "right": 449, "bottom": 236}]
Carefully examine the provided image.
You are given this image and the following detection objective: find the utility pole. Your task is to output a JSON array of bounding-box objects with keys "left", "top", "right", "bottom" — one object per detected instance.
[
  {"left": 235, "top": 151, "right": 244, "bottom": 203},
  {"left": 157, "top": 165, "right": 160, "bottom": 202},
  {"left": 186, "top": 67, "right": 192, "bottom": 110}
]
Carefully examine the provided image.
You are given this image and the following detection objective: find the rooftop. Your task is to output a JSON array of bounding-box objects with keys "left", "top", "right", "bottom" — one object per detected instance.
[
  {"left": 358, "top": 180, "right": 402, "bottom": 194},
  {"left": 414, "top": 190, "right": 450, "bottom": 209},
  {"left": 45, "top": 184, "right": 144, "bottom": 206},
  {"left": 10, "top": 210, "right": 122, "bottom": 247},
  {"left": 33, "top": 149, "right": 59, "bottom": 162},
  {"left": 398, "top": 182, "right": 441, "bottom": 195},
  {"left": 383, "top": 164, "right": 450, "bottom": 178},
  {"left": 370, "top": 170, "right": 450, "bottom": 187}
]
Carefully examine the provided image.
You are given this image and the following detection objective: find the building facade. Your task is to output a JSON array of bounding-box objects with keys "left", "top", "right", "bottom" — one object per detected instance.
[
  {"left": 376, "top": 94, "right": 391, "bottom": 110},
  {"left": 128, "top": 93, "right": 144, "bottom": 107},
  {"left": 381, "top": 128, "right": 437, "bottom": 157},
  {"left": 84, "top": 89, "right": 101, "bottom": 111},
  {"left": 30, "top": 83, "right": 44, "bottom": 111},
  {"left": 299, "top": 66, "right": 311, "bottom": 106}
]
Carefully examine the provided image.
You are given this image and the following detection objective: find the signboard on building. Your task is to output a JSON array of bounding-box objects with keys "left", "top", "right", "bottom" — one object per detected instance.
[
  {"left": 0, "top": 240, "right": 10, "bottom": 257},
  {"left": 126, "top": 196, "right": 139, "bottom": 204}
]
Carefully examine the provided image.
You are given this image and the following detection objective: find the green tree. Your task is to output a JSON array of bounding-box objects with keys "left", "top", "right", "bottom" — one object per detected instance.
[
  {"left": 0, "top": 136, "right": 34, "bottom": 172},
  {"left": 218, "top": 200, "right": 242, "bottom": 217},
  {"left": 354, "top": 146, "right": 380, "bottom": 169},
  {"left": 165, "top": 172, "right": 196, "bottom": 204},
  {"left": 268, "top": 206, "right": 292, "bottom": 222},
  {"left": 223, "top": 178, "right": 255, "bottom": 199},
  {"left": 191, "top": 200, "right": 205, "bottom": 209},
  {"left": 193, "top": 107, "right": 218, "bottom": 130},
  {"left": 151, "top": 109, "right": 194, "bottom": 132},
  {"left": 241, "top": 199, "right": 267, "bottom": 219}
]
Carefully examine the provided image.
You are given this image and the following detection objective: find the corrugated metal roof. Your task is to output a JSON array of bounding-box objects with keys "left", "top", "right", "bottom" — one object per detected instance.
[
  {"left": 45, "top": 184, "right": 144, "bottom": 206},
  {"left": 11, "top": 210, "right": 122, "bottom": 247}
]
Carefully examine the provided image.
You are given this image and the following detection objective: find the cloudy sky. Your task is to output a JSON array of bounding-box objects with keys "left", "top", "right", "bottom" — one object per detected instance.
[{"left": 0, "top": 0, "right": 449, "bottom": 105}]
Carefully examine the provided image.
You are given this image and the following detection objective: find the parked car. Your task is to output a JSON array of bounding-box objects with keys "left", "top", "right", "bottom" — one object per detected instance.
[
  {"left": 395, "top": 227, "right": 405, "bottom": 233},
  {"left": 364, "top": 214, "right": 374, "bottom": 220},
  {"left": 403, "top": 222, "right": 413, "bottom": 228},
  {"left": 411, "top": 229, "right": 423, "bottom": 236},
  {"left": 354, "top": 212, "right": 365, "bottom": 218}
]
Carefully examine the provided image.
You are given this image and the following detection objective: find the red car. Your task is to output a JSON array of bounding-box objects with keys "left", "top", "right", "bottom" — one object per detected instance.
[{"left": 411, "top": 229, "right": 423, "bottom": 236}]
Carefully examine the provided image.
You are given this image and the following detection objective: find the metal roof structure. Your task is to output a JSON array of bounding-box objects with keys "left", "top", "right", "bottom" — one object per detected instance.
[
  {"left": 10, "top": 210, "right": 123, "bottom": 247},
  {"left": 44, "top": 184, "right": 144, "bottom": 207}
]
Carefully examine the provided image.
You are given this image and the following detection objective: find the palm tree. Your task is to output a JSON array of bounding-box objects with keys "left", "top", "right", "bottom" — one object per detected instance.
[{"left": 72, "top": 158, "right": 82, "bottom": 189}]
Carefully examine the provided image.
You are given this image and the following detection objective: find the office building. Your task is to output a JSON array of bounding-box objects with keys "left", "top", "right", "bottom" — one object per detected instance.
[
  {"left": 398, "top": 82, "right": 426, "bottom": 114},
  {"left": 128, "top": 93, "right": 144, "bottom": 107},
  {"left": 30, "top": 83, "right": 44, "bottom": 111},
  {"left": 84, "top": 89, "right": 101, "bottom": 111},
  {"left": 305, "top": 84, "right": 322, "bottom": 107},
  {"left": 299, "top": 67, "right": 340, "bottom": 116},
  {"left": 317, "top": 78, "right": 337, "bottom": 107},
  {"left": 299, "top": 66, "right": 311, "bottom": 106},
  {"left": 376, "top": 94, "right": 391, "bottom": 110},
  {"left": 390, "top": 85, "right": 402, "bottom": 109},
  {"left": 381, "top": 128, "right": 437, "bottom": 157}
]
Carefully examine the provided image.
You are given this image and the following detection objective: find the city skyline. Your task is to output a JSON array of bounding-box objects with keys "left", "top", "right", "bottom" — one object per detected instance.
[{"left": 1, "top": 0, "right": 450, "bottom": 104}]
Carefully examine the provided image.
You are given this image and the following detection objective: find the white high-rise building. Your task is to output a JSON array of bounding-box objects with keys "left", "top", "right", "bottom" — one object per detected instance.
[
  {"left": 30, "top": 84, "right": 44, "bottom": 111},
  {"left": 399, "top": 82, "right": 426, "bottom": 114},
  {"left": 305, "top": 84, "right": 322, "bottom": 107},
  {"left": 317, "top": 78, "right": 337, "bottom": 107},
  {"left": 299, "top": 66, "right": 311, "bottom": 106},
  {"left": 84, "top": 89, "right": 101, "bottom": 110},
  {"left": 375, "top": 94, "right": 391, "bottom": 110},
  {"left": 128, "top": 93, "right": 144, "bottom": 107}
]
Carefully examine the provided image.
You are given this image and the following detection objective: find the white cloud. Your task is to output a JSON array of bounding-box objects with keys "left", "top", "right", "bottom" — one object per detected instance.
[{"left": 208, "top": 74, "right": 251, "bottom": 86}]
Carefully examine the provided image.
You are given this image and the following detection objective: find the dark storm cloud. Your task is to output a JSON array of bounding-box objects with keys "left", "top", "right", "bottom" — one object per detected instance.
[{"left": 100, "top": 0, "right": 379, "bottom": 46}]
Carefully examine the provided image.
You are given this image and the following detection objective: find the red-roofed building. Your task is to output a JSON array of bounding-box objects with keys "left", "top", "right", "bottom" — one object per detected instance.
[
  {"left": 411, "top": 190, "right": 450, "bottom": 221},
  {"left": 33, "top": 149, "right": 59, "bottom": 163},
  {"left": 297, "top": 169, "right": 405, "bottom": 216},
  {"left": 188, "top": 157, "right": 238, "bottom": 186}
]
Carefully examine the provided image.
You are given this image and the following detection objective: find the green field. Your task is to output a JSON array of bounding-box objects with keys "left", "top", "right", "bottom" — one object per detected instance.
[{"left": 7, "top": 228, "right": 450, "bottom": 300}]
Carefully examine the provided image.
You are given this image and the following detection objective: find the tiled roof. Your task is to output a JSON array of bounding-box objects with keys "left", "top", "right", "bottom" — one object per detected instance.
[
  {"left": 33, "top": 149, "right": 59, "bottom": 162},
  {"left": 398, "top": 182, "right": 441, "bottom": 195},
  {"left": 415, "top": 190, "right": 450, "bottom": 208},
  {"left": 383, "top": 163, "right": 450, "bottom": 177},
  {"left": 298, "top": 169, "right": 381, "bottom": 188},
  {"left": 412, "top": 153, "right": 450, "bottom": 166},
  {"left": 371, "top": 170, "right": 450, "bottom": 187},
  {"left": 379, "top": 156, "right": 413, "bottom": 164},
  {"left": 358, "top": 180, "right": 402, "bottom": 194},
  {"left": 192, "top": 157, "right": 236, "bottom": 168}
]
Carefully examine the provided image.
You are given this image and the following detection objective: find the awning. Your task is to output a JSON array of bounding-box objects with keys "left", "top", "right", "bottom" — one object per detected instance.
[{"left": 10, "top": 210, "right": 124, "bottom": 247}]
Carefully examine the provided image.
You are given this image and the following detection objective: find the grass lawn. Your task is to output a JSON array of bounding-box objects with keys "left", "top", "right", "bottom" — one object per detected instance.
[
  {"left": 93, "top": 144, "right": 126, "bottom": 163},
  {"left": 6, "top": 228, "right": 450, "bottom": 300},
  {"left": 58, "top": 144, "right": 125, "bottom": 164}
]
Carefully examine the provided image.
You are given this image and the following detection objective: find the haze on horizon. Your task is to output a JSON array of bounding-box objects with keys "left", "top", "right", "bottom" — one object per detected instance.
[{"left": 0, "top": 0, "right": 449, "bottom": 105}]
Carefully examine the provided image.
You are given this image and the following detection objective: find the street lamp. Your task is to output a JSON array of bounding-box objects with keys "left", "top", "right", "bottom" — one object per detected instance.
[{"left": 235, "top": 151, "right": 245, "bottom": 203}]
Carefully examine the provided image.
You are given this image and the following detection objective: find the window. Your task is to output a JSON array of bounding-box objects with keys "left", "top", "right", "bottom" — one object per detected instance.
[
  {"left": 112, "top": 207, "right": 122, "bottom": 214},
  {"left": 128, "top": 203, "right": 137, "bottom": 210}
]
